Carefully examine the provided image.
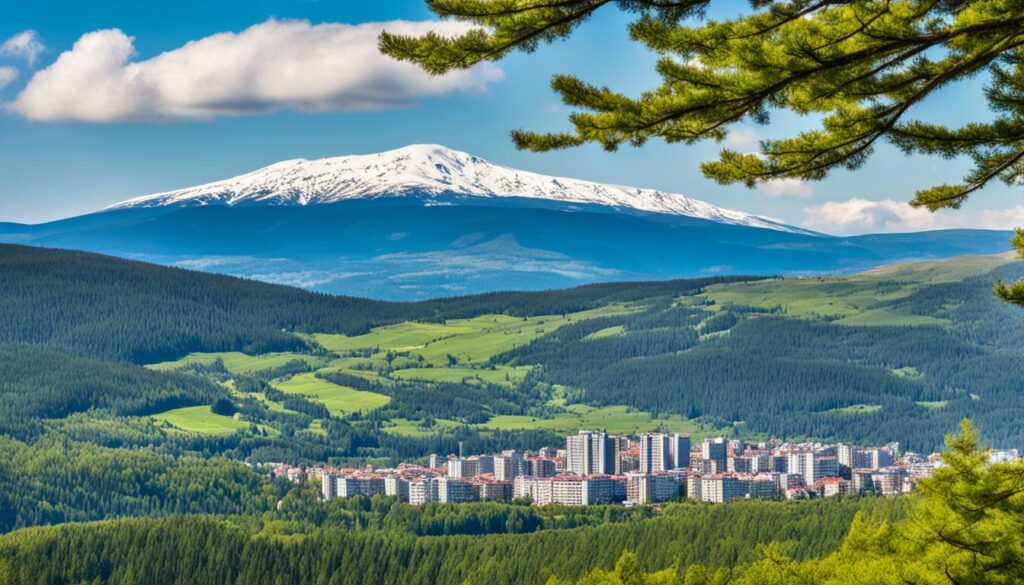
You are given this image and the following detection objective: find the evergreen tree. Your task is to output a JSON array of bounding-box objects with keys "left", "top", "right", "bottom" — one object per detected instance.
[{"left": 381, "top": 0, "right": 1024, "bottom": 304}]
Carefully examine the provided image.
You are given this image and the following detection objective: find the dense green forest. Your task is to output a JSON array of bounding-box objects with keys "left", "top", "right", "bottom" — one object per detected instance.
[
  {"left": 4, "top": 425, "right": 1018, "bottom": 585},
  {"left": 0, "top": 244, "right": 747, "bottom": 362},
  {"left": 0, "top": 496, "right": 906, "bottom": 584},
  {"left": 0, "top": 343, "right": 225, "bottom": 439},
  {"left": 4, "top": 244, "right": 1022, "bottom": 453}
]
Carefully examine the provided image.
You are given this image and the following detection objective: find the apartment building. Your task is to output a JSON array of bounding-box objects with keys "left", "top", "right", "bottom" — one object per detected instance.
[{"left": 566, "top": 430, "right": 618, "bottom": 476}]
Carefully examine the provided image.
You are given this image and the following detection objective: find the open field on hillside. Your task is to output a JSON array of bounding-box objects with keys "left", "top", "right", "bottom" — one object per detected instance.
[
  {"left": 148, "top": 351, "right": 328, "bottom": 374},
  {"left": 381, "top": 417, "right": 464, "bottom": 437},
  {"left": 390, "top": 365, "right": 530, "bottom": 385},
  {"left": 698, "top": 253, "right": 1011, "bottom": 326},
  {"left": 150, "top": 405, "right": 277, "bottom": 435},
  {"left": 315, "top": 306, "right": 634, "bottom": 366},
  {"left": 822, "top": 404, "right": 883, "bottom": 415},
  {"left": 583, "top": 325, "right": 626, "bottom": 340},
  {"left": 271, "top": 374, "right": 391, "bottom": 416}
]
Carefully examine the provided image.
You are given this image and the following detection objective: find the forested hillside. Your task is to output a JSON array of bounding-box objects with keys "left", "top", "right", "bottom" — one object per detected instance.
[
  {"left": 0, "top": 344, "right": 224, "bottom": 439},
  {"left": 2, "top": 244, "right": 1023, "bottom": 456},
  {"left": 0, "top": 244, "right": 749, "bottom": 362}
]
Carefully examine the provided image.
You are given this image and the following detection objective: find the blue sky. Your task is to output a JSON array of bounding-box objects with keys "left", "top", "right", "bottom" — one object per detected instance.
[{"left": 0, "top": 0, "right": 1020, "bottom": 234}]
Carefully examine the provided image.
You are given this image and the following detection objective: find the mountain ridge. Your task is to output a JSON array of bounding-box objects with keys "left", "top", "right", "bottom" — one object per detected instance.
[
  {"left": 0, "top": 144, "right": 1013, "bottom": 299},
  {"left": 105, "top": 143, "right": 810, "bottom": 234}
]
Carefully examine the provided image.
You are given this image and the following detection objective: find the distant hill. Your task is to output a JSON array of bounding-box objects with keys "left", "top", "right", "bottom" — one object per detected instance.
[
  {"left": 2, "top": 243, "right": 1023, "bottom": 452},
  {"left": 0, "top": 201, "right": 1011, "bottom": 300},
  {"left": 0, "top": 243, "right": 748, "bottom": 362}
]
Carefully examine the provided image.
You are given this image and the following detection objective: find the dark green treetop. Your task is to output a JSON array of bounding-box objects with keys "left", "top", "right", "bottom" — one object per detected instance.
[{"left": 380, "top": 0, "right": 1024, "bottom": 305}]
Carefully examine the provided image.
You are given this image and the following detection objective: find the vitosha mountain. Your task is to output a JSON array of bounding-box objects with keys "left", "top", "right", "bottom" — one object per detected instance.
[
  {"left": 0, "top": 144, "right": 1012, "bottom": 299},
  {"left": 109, "top": 144, "right": 802, "bottom": 234}
]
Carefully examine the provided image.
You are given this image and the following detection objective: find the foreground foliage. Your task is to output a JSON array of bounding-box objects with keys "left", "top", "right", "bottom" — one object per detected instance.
[
  {"left": 0, "top": 496, "right": 902, "bottom": 584},
  {"left": 382, "top": 0, "right": 1024, "bottom": 304}
]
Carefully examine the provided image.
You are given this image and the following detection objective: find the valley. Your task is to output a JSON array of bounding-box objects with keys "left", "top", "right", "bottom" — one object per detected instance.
[
  {"left": 1, "top": 243, "right": 1021, "bottom": 584},
  {"left": 30, "top": 247, "right": 1004, "bottom": 456}
]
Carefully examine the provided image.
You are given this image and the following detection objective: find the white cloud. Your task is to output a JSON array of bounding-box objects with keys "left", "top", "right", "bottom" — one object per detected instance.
[
  {"left": 1, "top": 30, "right": 45, "bottom": 66},
  {"left": 802, "top": 197, "right": 1024, "bottom": 234},
  {"left": 10, "top": 19, "right": 503, "bottom": 123},
  {"left": 723, "top": 128, "right": 759, "bottom": 153},
  {"left": 0, "top": 66, "right": 17, "bottom": 89},
  {"left": 761, "top": 177, "right": 814, "bottom": 198}
]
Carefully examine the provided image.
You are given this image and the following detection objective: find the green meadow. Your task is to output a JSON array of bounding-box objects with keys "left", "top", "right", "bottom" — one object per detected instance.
[
  {"left": 822, "top": 404, "right": 883, "bottom": 415},
  {"left": 582, "top": 325, "right": 626, "bottom": 340},
  {"left": 315, "top": 305, "right": 633, "bottom": 366},
  {"left": 148, "top": 351, "right": 328, "bottom": 374},
  {"left": 390, "top": 365, "right": 530, "bottom": 385},
  {"left": 698, "top": 253, "right": 1011, "bottom": 326},
  {"left": 271, "top": 373, "right": 391, "bottom": 416},
  {"left": 382, "top": 417, "right": 464, "bottom": 437},
  {"left": 151, "top": 405, "right": 278, "bottom": 436}
]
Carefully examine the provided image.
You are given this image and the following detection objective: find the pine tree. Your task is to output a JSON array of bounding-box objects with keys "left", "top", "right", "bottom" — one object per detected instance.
[{"left": 381, "top": 1, "right": 1024, "bottom": 305}]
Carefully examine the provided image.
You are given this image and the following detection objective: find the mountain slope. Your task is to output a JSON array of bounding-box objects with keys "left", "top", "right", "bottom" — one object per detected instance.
[
  {"left": 107, "top": 144, "right": 804, "bottom": 233},
  {"left": 0, "top": 201, "right": 1010, "bottom": 299},
  {"left": 0, "top": 243, "right": 750, "bottom": 362},
  {"left": 1, "top": 145, "right": 1014, "bottom": 299},
  {"left": 5, "top": 243, "right": 1023, "bottom": 453}
]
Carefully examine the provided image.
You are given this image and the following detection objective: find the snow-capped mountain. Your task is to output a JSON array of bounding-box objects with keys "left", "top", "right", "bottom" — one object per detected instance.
[
  {"left": 108, "top": 144, "right": 802, "bottom": 233},
  {"left": 7, "top": 142, "right": 1007, "bottom": 300}
]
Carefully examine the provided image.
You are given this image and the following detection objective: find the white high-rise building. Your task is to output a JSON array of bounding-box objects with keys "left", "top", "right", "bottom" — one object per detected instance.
[
  {"left": 448, "top": 458, "right": 478, "bottom": 478},
  {"left": 409, "top": 478, "right": 439, "bottom": 505},
  {"left": 494, "top": 451, "right": 526, "bottom": 480},
  {"left": 566, "top": 430, "right": 617, "bottom": 476},
  {"left": 437, "top": 478, "right": 476, "bottom": 503},
  {"left": 626, "top": 472, "right": 681, "bottom": 503},
  {"left": 384, "top": 477, "right": 410, "bottom": 502},
  {"left": 639, "top": 433, "right": 670, "bottom": 475},
  {"left": 321, "top": 474, "right": 340, "bottom": 500}
]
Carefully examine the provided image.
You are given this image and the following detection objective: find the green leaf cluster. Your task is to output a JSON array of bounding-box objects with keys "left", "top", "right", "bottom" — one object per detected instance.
[{"left": 382, "top": 0, "right": 1024, "bottom": 305}]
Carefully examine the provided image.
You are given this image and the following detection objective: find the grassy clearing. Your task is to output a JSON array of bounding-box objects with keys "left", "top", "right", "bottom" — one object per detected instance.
[
  {"left": 272, "top": 373, "right": 390, "bottom": 416},
  {"left": 390, "top": 365, "right": 530, "bottom": 386},
  {"left": 150, "top": 405, "right": 277, "bottom": 435},
  {"left": 583, "top": 325, "right": 626, "bottom": 340},
  {"left": 892, "top": 366, "right": 923, "bottom": 378},
  {"left": 247, "top": 392, "right": 293, "bottom": 414},
  {"left": 822, "top": 404, "right": 883, "bottom": 415},
  {"left": 699, "top": 253, "right": 1011, "bottom": 327},
  {"left": 382, "top": 417, "right": 463, "bottom": 437},
  {"left": 480, "top": 404, "right": 724, "bottom": 438},
  {"left": 314, "top": 305, "right": 634, "bottom": 367},
  {"left": 315, "top": 321, "right": 474, "bottom": 354},
  {"left": 303, "top": 419, "right": 328, "bottom": 437},
  {"left": 916, "top": 401, "right": 948, "bottom": 410},
  {"left": 148, "top": 351, "right": 327, "bottom": 374}
]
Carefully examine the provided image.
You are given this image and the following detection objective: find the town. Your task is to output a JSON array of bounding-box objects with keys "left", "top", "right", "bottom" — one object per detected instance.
[{"left": 271, "top": 430, "right": 1022, "bottom": 506}]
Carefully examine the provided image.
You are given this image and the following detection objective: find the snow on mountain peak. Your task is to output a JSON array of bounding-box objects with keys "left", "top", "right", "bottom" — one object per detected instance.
[{"left": 107, "top": 144, "right": 803, "bottom": 233}]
